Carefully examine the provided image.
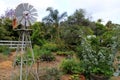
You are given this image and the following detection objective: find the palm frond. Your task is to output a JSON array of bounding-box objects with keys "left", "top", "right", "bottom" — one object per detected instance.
[
  {"left": 59, "top": 12, "right": 67, "bottom": 20},
  {"left": 42, "top": 16, "right": 53, "bottom": 23},
  {"left": 46, "top": 7, "right": 54, "bottom": 15}
]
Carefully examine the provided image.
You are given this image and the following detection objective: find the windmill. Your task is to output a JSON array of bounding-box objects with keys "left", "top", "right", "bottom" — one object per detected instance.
[{"left": 11, "top": 3, "right": 38, "bottom": 80}]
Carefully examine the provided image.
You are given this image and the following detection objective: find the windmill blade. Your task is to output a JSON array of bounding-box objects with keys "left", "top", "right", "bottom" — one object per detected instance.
[
  {"left": 23, "top": 3, "right": 29, "bottom": 11},
  {"left": 29, "top": 16, "right": 37, "bottom": 25},
  {"left": 21, "top": 18, "right": 25, "bottom": 25},
  {"left": 15, "top": 4, "right": 25, "bottom": 17},
  {"left": 17, "top": 16, "right": 23, "bottom": 24},
  {"left": 15, "top": 3, "right": 38, "bottom": 26},
  {"left": 15, "top": 8, "right": 24, "bottom": 17},
  {"left": 16, "top": 3, "right": 24, "bottom": 11},
  {"left": 31, "top": 13, "right": 38, "bottom": 17},
  {"left": 28, "top": 5, "right": 34, "bottom": 11},
  {"left": 30, "top": 8, "right": 37, "bottom": 13},
  {"left": 30, "top": 16, "right": 37, "bottom": 21}
]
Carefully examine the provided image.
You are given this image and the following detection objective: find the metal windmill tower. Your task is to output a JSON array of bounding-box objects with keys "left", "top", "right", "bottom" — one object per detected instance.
[{"left": 11, "top": 3, "right": 38, "bottom": 80}]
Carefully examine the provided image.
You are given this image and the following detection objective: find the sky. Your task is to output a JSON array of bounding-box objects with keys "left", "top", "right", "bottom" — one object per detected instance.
[{"left": 0, "top": 0, "right": 120, "bottom": 24}]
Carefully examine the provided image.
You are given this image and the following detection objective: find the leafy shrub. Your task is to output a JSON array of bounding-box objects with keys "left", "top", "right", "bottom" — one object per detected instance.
[
  {"left": 33, "top": 45, "right": 55, "bottom": 61},
  {"left": 76, "top": 37, "right": 114, "bottom": 79},
  {"left": 56, "top": 51, "right": 74, "bottom": 56},
  {"left": 33, "top": 45, "right": 41, "bottom": 59},
  {"left": 39, "top": 49, "right": 55, "bottom": 61},
  {"left": 56, "top": 40, "right": 67, "bottom": 51},
  {"left": 60, "top": 59, "right": 82, "bottom": 74},
  {"left": 42, "top": 42, "right": 58, "bottom": 52},
  {"left": 101, "top": 31, "right": 113, "bottom": 47},
  {"left": 15, "top": 47, "right": 36, "bottom": 66},
  {"left": 71, "top": 74, "right": 80, "bottom": 80},
  {"left": 0, "top": 46, "right": 10, "bottom": 55}
]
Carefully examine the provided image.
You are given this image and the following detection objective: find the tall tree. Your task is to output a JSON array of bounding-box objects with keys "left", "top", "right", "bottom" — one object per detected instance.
[
  {"left": 31, "top": 22, "right": 45, "bottom": 46},
  {"left": 105, "top": 21, "right": 113, "bottom": 28},
  {"left": 0, "top": 18, "right": 17, "bottom": 40},
  {"left": 42, "top": 7, "right": 67, "bottom": 42},
  {"left": 67, "top": 9, "right": 91, "bottom": 26}
]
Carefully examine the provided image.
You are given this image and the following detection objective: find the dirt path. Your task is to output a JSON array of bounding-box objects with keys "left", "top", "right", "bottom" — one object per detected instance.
[
  {"left": 0, "top": 52, "right": 15, "bottom": 80},
  {"left": 0, "top": 61, "right": 12, "bottom": 80}
]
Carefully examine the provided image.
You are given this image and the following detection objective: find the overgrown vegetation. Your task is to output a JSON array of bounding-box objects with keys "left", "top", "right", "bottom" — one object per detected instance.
[
  {"left": 0, "top": 46, "right": 10, "bottom": 55},
  {"left": 0, "top": 7, "right": 120, "bottom": 80},
  {"left": 60, "top": 59, "right": 84, "bottom": 74}
]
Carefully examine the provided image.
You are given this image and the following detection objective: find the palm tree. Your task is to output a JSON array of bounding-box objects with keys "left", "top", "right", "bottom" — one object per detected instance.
[{"left": 42, "top": 7, "right": 67, "bottom": 41}]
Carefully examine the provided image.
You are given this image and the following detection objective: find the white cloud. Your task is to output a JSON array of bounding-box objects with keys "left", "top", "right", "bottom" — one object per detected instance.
[
  {"left": 0, "top": 0, "right": 120, "bottom": 24},
  {"left": 65, "top": 0, "right": 120, "bottom": 24},
  {"left": 0, "top": 1, "right": 6, "bottom": 15}
]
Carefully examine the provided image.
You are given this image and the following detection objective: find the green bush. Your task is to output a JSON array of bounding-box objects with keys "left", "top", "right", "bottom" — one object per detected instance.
[
  {"left": 39, "top": 49, "right": 55, "bottom": 61},
  {"left": 56, "top": 40, "right": 67, "bottom": 51},
  {"left": 33, "top": 45, "right": 41, "bottom": 59},
  {"left": 56, "top": 51, "right": 74, "bottom": 56},
  {"left": 60, "top": 59, "right": 82, "bottom": 74},
  {"left": 76, "top": 37, "right": 114, "bottom": 79},
  {"left": 71, "top": 74, "right": 80, "bottom": 80},
  {"left": 42, "top": 42, "right": 58, "bottom": 52},
  {"left": 0, "top": 46, "right": 10, "bottom": 55},
  {"left": 15, "top": 47, "right": 38, "bottom": 66},
  {"left": 33, "top": 45, "right": 55, "bottom": 61}
]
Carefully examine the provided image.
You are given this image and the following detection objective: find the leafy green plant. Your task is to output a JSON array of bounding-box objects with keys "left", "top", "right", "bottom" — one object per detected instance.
[
  {"left": 90, "top": 47, "right": 114, "bottom": 76},
  {"left": 56, "top": 51, "right": 74, "bottom": 56},
  {"left": 33, "top": 45, "right": 41, "bottom": 59},
  {"left": 76, "top": 36, "right": 114, "bottom": 79},
  {"left": 71, "top": 74, "right": 80, "bottom": 80},
  {"left": 33, "top": 45, "right": 55, "bottom": 61},
  {"left": 39, "top": 49, "right": 55, "bottom": 61},
  {"left": 60, "top": 59, "right": 83, "bottom": 74},
  {"left": 101, "top": 31, "right": 114, "bottom": 47},
  {"left": 0, "top": 46, "right": 10, "bottom": 55},
  {"left": 15, "top": 48, "right": 35, "bottom": 66},
  {"left": 42, "top": 42, "right": 58, "bottom": 52}
]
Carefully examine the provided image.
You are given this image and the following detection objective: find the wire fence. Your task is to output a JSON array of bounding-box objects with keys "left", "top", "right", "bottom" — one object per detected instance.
[{"left": 0, "top": 40, "right": 31, "bottom": 49}]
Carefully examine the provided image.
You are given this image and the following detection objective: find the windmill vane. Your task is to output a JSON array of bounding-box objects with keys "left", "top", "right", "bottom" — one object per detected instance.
[{"left": 15, "top": 3, "right": 38, "bottom": 27}]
